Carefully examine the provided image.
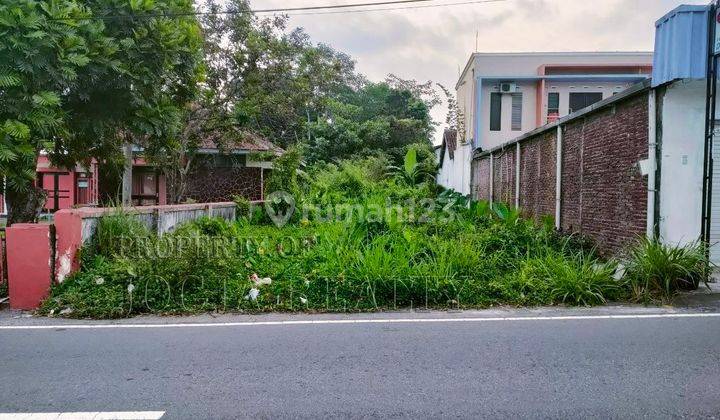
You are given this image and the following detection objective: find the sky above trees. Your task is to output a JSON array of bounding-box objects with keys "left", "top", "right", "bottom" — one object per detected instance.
[{"left": 251, "top": 0, "right": 708, "bottom": 143}]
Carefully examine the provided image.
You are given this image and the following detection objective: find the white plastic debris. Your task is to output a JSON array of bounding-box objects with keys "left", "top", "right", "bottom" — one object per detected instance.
[
  {"left": 59, "top": 308, "right": 74, "bottom": 316},
  {"left": 245, "top": 288, "right": 260, "bottom": 301},
  {"left": 613, "top": 263, "right": 627, "bottom": 281},
  {"left": 250, "top": 273, "right": 272, "bottom": 286},
  {"left": 300, "top": 297, "right": 308, "bottom": 304},
  {"left": 127, "top": 284, "right": 135, "bottom": 294},
  {"left": 95, "top": 277, "right": 105, "bottom": 285}
]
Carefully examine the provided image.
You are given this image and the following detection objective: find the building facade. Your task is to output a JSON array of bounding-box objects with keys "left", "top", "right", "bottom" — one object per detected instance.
[
  {"left": 438, "top": 51, "right": 654, "bottom": 195},
  {"left": 468, "top": 4, "right": 720, "bottom": 263},
  {"left": 0, "top": 133, "right": 282, "bottom": 215}
]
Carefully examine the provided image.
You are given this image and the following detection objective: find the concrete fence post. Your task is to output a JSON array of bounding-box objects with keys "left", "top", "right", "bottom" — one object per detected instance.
[
  {"left": 555, "top": 125, "right": 563, "bottom": 230},
  {"left": 647, "top": 90, "right": 658, "bottom": 239},
  {"left": 6, "top": 224, "right": 53, "bottom": 310},
  {"left": 153, "top": 208, "right": 161, "bottom": 234},
  {"left": 515, "top": 142, "right": 521, "bottom": 208},
  {"left": 489, "top": 153, "right": 494, "bottom": 204}
]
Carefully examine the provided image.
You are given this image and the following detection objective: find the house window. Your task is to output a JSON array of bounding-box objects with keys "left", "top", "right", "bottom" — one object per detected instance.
[
  {"left": 511, "top": 93, "right": 523, "bottom": 131},
  {"left": 489, "top": 92, "right": 502, "bottom": 131},
  {"left": 569, "top": 92, "right": 603, "bottom": 113},
  {"left": 76, "top": 174, "right": 90, "bottom": 205},
  {"left": 547, "top": 92, "right": 560, "bottom": 122}
]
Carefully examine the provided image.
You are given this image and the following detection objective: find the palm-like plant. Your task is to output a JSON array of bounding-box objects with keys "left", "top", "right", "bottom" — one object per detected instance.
[
  {"left": 387, "top": 148, "right": 435, "bottom": 185},
  {"left": 623, "top": 237, "right": 709, "bottom": 302}
]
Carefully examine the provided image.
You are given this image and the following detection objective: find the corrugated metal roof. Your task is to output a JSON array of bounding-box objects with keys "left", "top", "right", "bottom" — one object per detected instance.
[{"left": 652, "top": 4, "right": 709, "bottom": 87}]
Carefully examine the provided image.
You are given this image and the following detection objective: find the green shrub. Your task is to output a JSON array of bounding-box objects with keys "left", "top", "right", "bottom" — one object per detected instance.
[
  {"left": 491, "top": 253, "right": 621, "bottom": 306},
  {"left": 623, "top": 238, "right": 708, "bottom": 302},
  {"left": 265, "top": 146, "right": 302, "bottom": 197},
  {"left": 179, "top": 216, "right": 237, "bottom": 237},
  {"left": 233, "top": 195, "right": 250, "bottom": 220},
  {"left": 93, "top": 211, "right": 150, "bottom": 258}
]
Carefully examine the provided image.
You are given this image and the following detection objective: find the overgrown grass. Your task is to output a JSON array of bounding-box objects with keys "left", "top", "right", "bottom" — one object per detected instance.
[
  {"left": 40, "top": 154, "right": 709, "bottom": 318},
  {"left": 623, "top": 237, "right": 709, "bottom": 303}
]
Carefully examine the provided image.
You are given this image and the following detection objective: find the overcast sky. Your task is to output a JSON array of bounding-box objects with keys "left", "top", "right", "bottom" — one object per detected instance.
[{"left": 250, "top": 0, "right": 707, "bottom": 143}]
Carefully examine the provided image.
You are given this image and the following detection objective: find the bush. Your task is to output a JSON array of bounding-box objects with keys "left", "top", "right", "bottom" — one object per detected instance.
[
  {"left": 233, "top": 195, "right": 250, "bottom": 220},
  {"left": 265, "top": 146, "right": 302, "bottom": 197},
  {"left": 623, "top": 238, "right": 709, "bottom": 302},
  {"left": 92, "top": 211, "right": 150, "bottom": 258}
]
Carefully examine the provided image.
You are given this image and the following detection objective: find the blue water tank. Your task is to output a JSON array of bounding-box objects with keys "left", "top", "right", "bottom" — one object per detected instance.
[{"left": 652, "top": 4, "right": 710, "bottom": 87}]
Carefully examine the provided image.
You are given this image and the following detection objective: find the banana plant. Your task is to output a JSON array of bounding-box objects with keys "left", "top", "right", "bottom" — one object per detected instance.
[{"left": 386, "top": 148, "right": 435, "bottom": 186}]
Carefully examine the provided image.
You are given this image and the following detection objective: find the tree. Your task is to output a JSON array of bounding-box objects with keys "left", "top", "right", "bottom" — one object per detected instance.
[
  {"left": 0, "top": 0, "right": 204, "bottom": 223},
  {"left": 71, "top": 0, "right": 204, "bottom": 206},
  {"left": 198, "top": 0, "right": 363, "bottom": 148},
  {"left": 438, "top": 84, "right": 466, "bottom": 144},
  {"left": 0, "top": 0, "right": 115, "bottom": 224},
  {"left": 303, "top": 81, "right": 436, "bottom": 165}
]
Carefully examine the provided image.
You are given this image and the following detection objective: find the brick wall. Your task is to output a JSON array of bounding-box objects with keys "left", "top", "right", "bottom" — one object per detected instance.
[
  {"left": 560, "top": 94, "right": 648, "bottom": 252},
  {"left": 186, "top": 166, "right": 264, "bottom": 202},
  {"left": 519, "top": 132, "right": 556, "bottom": 222},
  {"left": 472, "top": 158, "right": 491, "bottom": 201},
  {"left": 471, "top": 89, "right": 649, "bottom": 255},
  {"left": 493, "top": 148, "right": 516, "bottom": 206}
]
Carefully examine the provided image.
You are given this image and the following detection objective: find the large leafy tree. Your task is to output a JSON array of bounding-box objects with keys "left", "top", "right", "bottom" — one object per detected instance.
[
  {"left": 0, "top": 0, "right": 115, "bottom": 224},
  {"left": 199, "top": 0, "right": 436, "bottom": 166},
  {"left": 0, "top": 0, "right": 203, "bottom": 224},
  {"left": 304, "top": 80, "right": 435, "bottom": 164},
  {"left": 199, "top": 0, "right": 363, "bottom": 148}
]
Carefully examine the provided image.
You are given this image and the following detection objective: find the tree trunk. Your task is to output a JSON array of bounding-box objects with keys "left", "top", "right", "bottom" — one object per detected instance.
[
  {"left": 121, "top": 143, "right": 133, "bottom": 207},
  {"left": 6, "top": 186, "right": 47, "bottom": 226}
]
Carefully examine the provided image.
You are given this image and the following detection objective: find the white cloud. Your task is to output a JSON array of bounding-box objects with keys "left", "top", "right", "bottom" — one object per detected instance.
[{"left": 251, "top": 0, "right": 708, "bottom": 142}]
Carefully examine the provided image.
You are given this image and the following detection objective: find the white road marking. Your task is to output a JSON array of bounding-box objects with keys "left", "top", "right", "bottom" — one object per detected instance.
[
  {"left": 0, "top": 412, "right": 165, "bottom": 420},
  {"left": 0, "top": 312, "right": 718, "bottom": 330}
]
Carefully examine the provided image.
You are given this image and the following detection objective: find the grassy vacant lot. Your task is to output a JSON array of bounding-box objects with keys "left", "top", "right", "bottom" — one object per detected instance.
[{"left": 42, "top": 153, "right": 708, "bottom": 319}]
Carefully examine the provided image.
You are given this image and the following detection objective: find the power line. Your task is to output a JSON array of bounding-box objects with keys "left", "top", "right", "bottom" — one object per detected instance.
[
  {"left": 254, "top": 0, "right": 438, "bottom": 13},
  {"left": 274, "top": 0, "right": 507, "bottom": 16},
  {"left": 52, "top": 0, "right": 507, "bottom": 21}
]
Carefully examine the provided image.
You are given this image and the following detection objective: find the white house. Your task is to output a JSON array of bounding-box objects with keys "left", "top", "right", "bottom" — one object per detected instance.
[{"left": 438, "top": 51, "right": 654, "bottom": 195}]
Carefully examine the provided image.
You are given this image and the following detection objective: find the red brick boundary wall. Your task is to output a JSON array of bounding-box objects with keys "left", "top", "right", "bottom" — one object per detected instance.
[{"left": 471, "top": 82, "right": 650, "bottom": 255}]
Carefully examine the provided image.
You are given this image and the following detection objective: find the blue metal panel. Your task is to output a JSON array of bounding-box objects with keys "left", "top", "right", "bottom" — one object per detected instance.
[{"left": 653, "top": 4, "right": 710, "bottom": 87}]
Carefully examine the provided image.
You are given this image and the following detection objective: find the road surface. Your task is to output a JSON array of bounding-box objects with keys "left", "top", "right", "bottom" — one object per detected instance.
[{"left": 0, "top": 307, "right": 719, "bottom": 419}]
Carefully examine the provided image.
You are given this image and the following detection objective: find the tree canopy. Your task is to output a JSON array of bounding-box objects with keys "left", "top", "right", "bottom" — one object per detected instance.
[
  {"left": 0, "top": 0, "right": 438, "bottom": 221},
  {"left": 198, "top": 0, "right": 437, "bottom": 162},
  {"left": 0, "top": 0, "right": 204, "bottom": 223}
]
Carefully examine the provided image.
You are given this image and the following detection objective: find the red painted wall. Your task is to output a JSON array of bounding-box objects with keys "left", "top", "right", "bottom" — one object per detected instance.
[{"left": 6, "top": 224, "right": 53, "bottom": 310}]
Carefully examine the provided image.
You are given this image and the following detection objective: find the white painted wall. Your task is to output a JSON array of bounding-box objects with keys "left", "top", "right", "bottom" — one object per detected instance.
[
  {"left": 436, "top": 142, "right": 472, "bottom": 195},
  {"left": 480, "top": 81, "right": 538, "bottom": 150},
  {"left": 467, "top": 52, "right": 654, "bottom": 78},
  {"left": 544, "top": 81, "right": 637, "bottom": 120},
  {"left": 456, "top": 52, "right": 654, "bottom": 151},
  {"left": 658, "top": 79, "right": 706, "bottom": 248},
  {"left": 456, "top": 65, "right": 475, "bottom": 145}
]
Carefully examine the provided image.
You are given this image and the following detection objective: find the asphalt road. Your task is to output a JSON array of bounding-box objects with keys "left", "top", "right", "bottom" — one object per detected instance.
[{"left": 0, "top": 309, "right": 719, "bottom": 419}]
